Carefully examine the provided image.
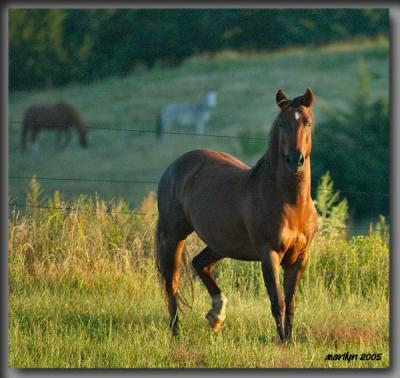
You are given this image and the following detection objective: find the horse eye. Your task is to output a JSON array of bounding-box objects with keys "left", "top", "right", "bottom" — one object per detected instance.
[{"left": 305, "top": 121, "right": 312, "bottom": 127}]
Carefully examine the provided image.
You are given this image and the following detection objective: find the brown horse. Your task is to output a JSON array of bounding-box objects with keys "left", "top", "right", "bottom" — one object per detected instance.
[
  {"left": 21, "top": 102, "right": 88, "bottom": 152},
  {"left": 156, "top": 88, "right": 317, "bottom": 342}
]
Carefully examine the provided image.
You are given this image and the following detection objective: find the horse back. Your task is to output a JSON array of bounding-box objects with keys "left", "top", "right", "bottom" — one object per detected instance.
[
  {"left": 23, "top": 102, "right": 82, "bottom": 130},
  {"left": 161, "top": 102, "right": 211, "bottom": 126}
]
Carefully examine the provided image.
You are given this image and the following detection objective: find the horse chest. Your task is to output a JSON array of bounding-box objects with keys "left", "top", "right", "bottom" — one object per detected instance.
[{"left": 277, "top": 227, "right": 307, "bottom": 265}]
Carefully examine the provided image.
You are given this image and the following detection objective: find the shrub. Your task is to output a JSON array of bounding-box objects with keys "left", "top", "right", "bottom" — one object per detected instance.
[
  {"left": 312, "top": 60, "right": 389, "bottom": 218},
  {"left": 9, "top": 9, "right": 388, "bottom": 90},
  {"left": 237, "top": 128, "right": 266, "bottom": 156}
]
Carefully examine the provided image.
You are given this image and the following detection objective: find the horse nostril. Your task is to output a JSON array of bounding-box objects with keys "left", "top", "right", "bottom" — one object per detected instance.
[{"left": 298, "top": 154, "right": 305, "bottom": 166}]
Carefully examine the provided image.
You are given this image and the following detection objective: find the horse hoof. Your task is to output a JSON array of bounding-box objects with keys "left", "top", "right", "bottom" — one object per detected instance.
[{"left": 206, "top": 312, "right": 223, "bottom": 333}]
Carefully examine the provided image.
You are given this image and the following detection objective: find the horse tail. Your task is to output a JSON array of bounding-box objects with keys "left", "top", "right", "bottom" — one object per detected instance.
[
  {"left": 154, "top": 210, "right": 194, "bottom": 318},
  {"left": 155, "top": 217, "right": 176, "bottom": 308},
  {"left": 154, "top": 218, "right": 165, "bottom": 280},
  {"left": 154, "top": 217, "right": 180, "bottom": 293},
  {"left": 155, "top": 114, "right": 163, "bottom": 140},
  {"left": 154, "top": 200, "right": 193, "bottom": 333}
]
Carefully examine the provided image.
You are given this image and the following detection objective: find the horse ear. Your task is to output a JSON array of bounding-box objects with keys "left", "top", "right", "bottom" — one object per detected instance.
[
  {"left": 276, "top": 89, "right": 289, "bottom": 109},
  {"left": 303, "top": 88, "right": 314, "bottom": 107}
]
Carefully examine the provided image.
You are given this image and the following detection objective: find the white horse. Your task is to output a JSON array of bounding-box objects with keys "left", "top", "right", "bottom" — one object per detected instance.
[{"left": 156, "top": 91, "right": 217, "bottom": 140}]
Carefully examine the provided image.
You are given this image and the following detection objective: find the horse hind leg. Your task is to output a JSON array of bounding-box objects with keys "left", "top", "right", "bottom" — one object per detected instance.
[{"left": 192, "top": 247, "right": 226, "bottom": 332}]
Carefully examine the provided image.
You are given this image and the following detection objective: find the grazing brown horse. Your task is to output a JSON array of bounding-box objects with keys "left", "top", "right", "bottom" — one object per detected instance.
[
  {"left": 156, "top": 88, "right": 317, "bottom": 342},
  {"left": 21, "top": 102, "right": 88, "bottom": 152}
]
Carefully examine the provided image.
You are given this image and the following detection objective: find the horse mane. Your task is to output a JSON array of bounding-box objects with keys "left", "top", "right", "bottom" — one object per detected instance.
[
  {"left": 247, "top": 116, "right": 280, "bottom": 185},
  {"left": 265, "top": 116, "right": 281, "bottom": 170}
]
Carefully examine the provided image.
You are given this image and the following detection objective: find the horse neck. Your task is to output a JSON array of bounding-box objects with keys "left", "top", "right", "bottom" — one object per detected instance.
[
  {"left": 275, "top": 157, "right": 312, "bottom": 206},
  {"left": 199, "top": 98, "right": 211, "bottom": 110},
  {"left": 73, "top": 114, "right": 84, "bottom": 131},
  {"left": 254, "top": 149, "right": 312, "bottom": 208}
]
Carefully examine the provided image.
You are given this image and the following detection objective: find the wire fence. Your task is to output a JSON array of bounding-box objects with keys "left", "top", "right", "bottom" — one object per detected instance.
[
  {"left": 8, "top": 202, "right": 388, "bottom": 234},
  {"left": 9, "top": 175, "right": 390, "bottom": 197},
  {"left": 9, "top": 203, "right": 151, "bottom": 217},
  {"left": 9, "top": 120, "right": 390, "bottom": 234},
  {"left": 8, "top": 121, "right": 390, "bottom": 150}
]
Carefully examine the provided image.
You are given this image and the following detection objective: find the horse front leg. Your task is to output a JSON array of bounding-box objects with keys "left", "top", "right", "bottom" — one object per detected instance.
[
  {"left": 283, "top": 249, "right": 309, "bottom": 342},
  {"left": 261, "top": 249, "right": 285, "bottom": 342}
]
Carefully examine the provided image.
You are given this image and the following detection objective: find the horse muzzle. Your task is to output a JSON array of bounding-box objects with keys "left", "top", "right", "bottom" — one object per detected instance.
[{"left": 285, "top": 150, "right": 305, "bottom": 173}]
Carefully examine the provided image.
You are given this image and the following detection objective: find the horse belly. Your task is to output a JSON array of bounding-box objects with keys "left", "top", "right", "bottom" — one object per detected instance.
[
  {"left": 189, "top": 206, "right": 259, "bottom": 261},
  {"left": 164, "top": 105, "right": 195, "bottom": 126},
  {"left": 175, "top": 111, "right": 195, "bottom": 126},
  {"left": 198, "top": 228, "right": 259, "bottom": 261}
]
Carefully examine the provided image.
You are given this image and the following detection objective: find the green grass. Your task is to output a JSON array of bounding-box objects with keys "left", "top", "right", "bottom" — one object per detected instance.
[
  {"left": 8, "top": 39, "right": 390, "bottom": 368},
  {"left": 8, "top": 38, "right": 389, "bottom": 207},
  {"left": 9, "top": 280, "right": 389, "bottom": 368},
  {"left": 8, "top": 188, "right": 389, "bottom": 368}
]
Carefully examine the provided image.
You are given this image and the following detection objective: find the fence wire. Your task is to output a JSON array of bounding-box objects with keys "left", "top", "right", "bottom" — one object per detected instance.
[
  {"left": 9, "top": 175, "right": 390, "bottom": 197},
  {"left": 9, "top": 121, "right": 390, "bottom": 150},
  {"left": 8, "top": 202, "right": 389, "bottom": 234},
  {"left": 9, "top": 120, "right": 389, "bottom": 234}
]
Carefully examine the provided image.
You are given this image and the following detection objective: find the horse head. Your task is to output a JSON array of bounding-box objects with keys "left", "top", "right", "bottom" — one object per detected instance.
[{"left": 275, "top": 88, "right": 315, "bottom": 173}]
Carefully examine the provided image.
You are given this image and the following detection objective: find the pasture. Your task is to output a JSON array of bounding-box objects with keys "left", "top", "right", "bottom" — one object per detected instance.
[
  {"left": 8, "top": 39, "right": 390, "bottom": 368},
  {"left": 9, "top": 38, "right": 388, "bottom": 209},
  {"left": 8, "top": 186, "right": 389, "bottom": 368}
]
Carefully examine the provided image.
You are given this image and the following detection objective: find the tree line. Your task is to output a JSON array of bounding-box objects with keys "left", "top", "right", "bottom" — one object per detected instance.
[{"left": 9, "top": 8, "right": 388, "bottom": 90}]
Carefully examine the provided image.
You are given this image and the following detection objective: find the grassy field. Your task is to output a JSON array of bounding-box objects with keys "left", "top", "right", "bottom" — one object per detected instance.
[
  {"left": 8, "top": 179, "right": 389, "bottom": 368},
  {"left": 8, "top": 38, "right": 389, "bottom": 208},
  {"left": 8, "top": 39, "right": 390, "bottom": 368}
]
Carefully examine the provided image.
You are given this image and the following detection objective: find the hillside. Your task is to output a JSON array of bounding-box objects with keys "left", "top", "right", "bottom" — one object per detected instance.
[{"left": 9, "top": 39, "right": 389, "bottom": 215}]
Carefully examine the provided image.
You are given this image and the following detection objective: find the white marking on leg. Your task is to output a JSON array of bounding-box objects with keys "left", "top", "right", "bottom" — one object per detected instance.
[{"left": 207, "top": 293, "right": 228, "bottom": 322}]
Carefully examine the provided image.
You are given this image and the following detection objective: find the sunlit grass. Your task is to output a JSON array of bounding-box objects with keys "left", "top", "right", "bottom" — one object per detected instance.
[{"left": 8, "top": 188, "right": 389, "bottom": 368}]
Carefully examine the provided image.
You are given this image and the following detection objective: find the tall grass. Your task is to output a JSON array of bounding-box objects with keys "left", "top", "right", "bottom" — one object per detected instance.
[{"left": 8, "top": 177, "right": 389, "bottom": 368}]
